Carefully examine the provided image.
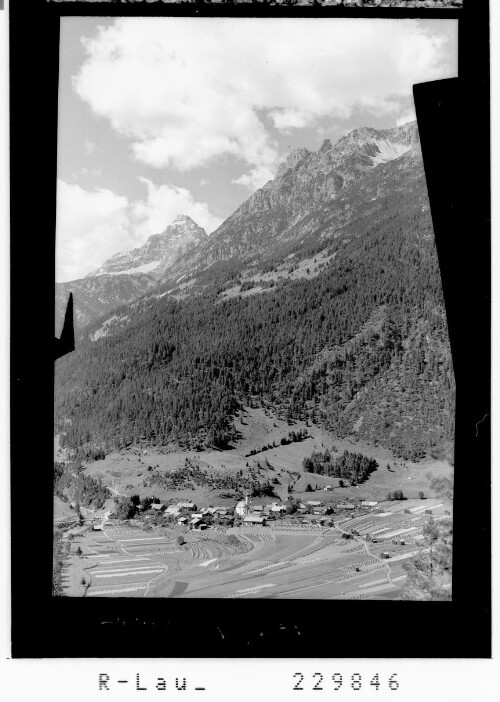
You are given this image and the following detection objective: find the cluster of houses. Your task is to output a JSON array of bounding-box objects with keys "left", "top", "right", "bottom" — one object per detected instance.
[
  {"left": 133, "top": 494, "right": 381, "bottom": 531},
  {"left": 147, "top": 501, "right": 235, "bottom": 530},
  {"left": 234, "top": 496, "right": 287, "bottom": 526}
]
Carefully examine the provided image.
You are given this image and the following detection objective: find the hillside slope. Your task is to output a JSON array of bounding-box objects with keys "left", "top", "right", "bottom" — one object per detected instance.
[
  {"left": 55, "top": 273, "right": 156, "bottom": 332},
  {"left": 55, "top": 122, "right": 454, "bottom": 464}
]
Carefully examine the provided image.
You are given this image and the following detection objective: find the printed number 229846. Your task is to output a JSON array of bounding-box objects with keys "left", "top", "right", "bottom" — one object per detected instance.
[{"left": 292, "top": 673, "right": 400, "bottom": 692}]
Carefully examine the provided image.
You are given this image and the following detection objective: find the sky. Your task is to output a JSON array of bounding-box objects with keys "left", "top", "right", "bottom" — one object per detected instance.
[{"left": 56, "top": 17, "right": 458, "bottom": 282}]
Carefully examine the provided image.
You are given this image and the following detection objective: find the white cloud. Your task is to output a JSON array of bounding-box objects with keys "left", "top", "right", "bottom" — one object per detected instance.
[
  {"left": 75, "top": 167, "right": 102, "bottom": 178},
  {"left": 56, "top": 178, "right": 221, "bottom": 282},
  {"left": 56, "top": 181, "right": 132, "bottom": 282},
  {"left": 269, "top": 108, "right": 315, "bottom": 132},
  {"left": 74, "top": 18, "right": 457, "bottom": 190},
  {"left": 396, "top": 109, "right": 417, "bottom": 127},
  {"left": 131, "top": 177, "right": 222, "bottom": 238},
  {"left": 232, "top": 165, "right": 275, "bottom": 191}
]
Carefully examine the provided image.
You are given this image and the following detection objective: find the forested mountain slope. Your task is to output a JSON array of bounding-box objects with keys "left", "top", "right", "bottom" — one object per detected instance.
[
  {"left": 55, "top": 123, "right": 455, "bottom": 463},
  {"left": 55, "top": 273, "right": 156, "bottom": 331}
]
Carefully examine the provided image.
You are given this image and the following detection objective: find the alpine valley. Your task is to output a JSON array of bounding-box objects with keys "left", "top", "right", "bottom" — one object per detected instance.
[{"left": 54, "top": 121, "right": 455, "bottom": 466}]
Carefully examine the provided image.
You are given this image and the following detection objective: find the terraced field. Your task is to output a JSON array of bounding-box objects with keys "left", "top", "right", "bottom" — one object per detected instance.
[
  {"left": 60, "top": 496, "right": 451, "bottom": 599},
  {"left": 62, "top": 524, "right": 185, "bottom": 597}
]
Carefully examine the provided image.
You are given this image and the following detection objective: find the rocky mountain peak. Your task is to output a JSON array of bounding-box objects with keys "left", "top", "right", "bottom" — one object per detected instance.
[
  {"left": 167, "top": 120, "right": 425, "bottom": 279},
  {"left": 89, "top": 214, "right": 207, "bottom": 280},
  {"left": 275, "top": 147, "right": 312, "bottom": 179},
  {"left": 171, "top": 213, "right": 198, "bottom": 226}
]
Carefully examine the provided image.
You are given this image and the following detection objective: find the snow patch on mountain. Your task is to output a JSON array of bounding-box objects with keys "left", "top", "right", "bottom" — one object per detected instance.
[
  {"left": 370, "top": 139, "right": 412, "bottom": 165},
  {"left": 89, "top": 214, "right": 208, "bottom": 280},
  {"left": 94, "top": 261, "right": 161, "bottom": 277}
]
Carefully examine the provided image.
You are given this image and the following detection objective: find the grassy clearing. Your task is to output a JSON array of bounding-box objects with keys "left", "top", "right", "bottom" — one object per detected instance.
[
  {"left": 81, "top": 407, "right": 452, "bottom": 507},
  {"left": 54, "top": 496, "right": 76, "bottom": 523},
  {"left": 219, "top": 250, "right": 338, "bottom": 302}
]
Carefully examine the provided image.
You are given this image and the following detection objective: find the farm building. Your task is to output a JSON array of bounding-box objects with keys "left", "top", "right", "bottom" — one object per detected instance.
[
  {"left": 165, "top": 506, "right": 181, "bottom": 517},
  {"left": 380, "top": 552, "right": 391, "bottom": 559},
  {"left": 151, "top": 503, "right": 164, "bottom": 511},
  {"left": 361, "top": 501, "right": 378, "bottom": 507},
  {"left": 324, "top": 485, "right": 333, "bottom": 491},
  {"left": 252, "top": 505, "right": 264, "bottom": 512},
  {"left": 189, "top": 517, "right": 207, "bottom": 530},
  {"left": 177, "top": 516, "right": 188, "bottom": 525},
  {"left": 243, "top": 515, "right": 266, "bottom": 527},
  {"left": 177, "top": 502, "right": 197, "bottom": 511},
  {"left": 92, "top": 523, "right": 103, "bottom": 531},
  {"left": 216, "top": 508, "right": 230, "bottom": 516},
  {"left": 271, "top": 504, "right": 287, "bottom": 513},
  {"left": 306, "top": 500, "right": 323, "bottom": 507},
  {"left": 337, "top": 504, "right": 356, "bottom": 510}
]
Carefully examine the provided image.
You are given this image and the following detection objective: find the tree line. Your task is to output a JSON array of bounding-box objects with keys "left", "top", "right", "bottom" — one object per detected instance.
[{"left": 302, "top": 448, "right": 378, "bottom": 484}]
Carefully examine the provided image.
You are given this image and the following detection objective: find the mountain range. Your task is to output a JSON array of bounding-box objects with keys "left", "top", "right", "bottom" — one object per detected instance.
[
  {"left": 55, "top": 121, "right": 455, "bottom": 463},
  {"left": 56, "top": 122, "right": 419, "bottom": 331}
]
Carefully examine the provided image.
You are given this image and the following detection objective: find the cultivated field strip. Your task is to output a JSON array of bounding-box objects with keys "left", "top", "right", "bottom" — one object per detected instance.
[
  {"left": 341, "top": 544, "right": 365, "bottom": 554},
  {"left": 78, "top": 527, "right": 173, "bottom": 596},
  {"left": 240, "top": 532, "right": 274, "bottom": 543},
  {"left": 240, "top": 560, "right": 295, "bottom": 576},
  {"left": 287, "top": 533, "right": 342, "bottom": 561},
  {"left": 94, "top": 569, "right": 164, "bottom": 579},
  {"left": 268, "top": 524, "right": 323, "bottom": 534},
  {"left": 87, "top": 584, "right": 147, "bottom": 596},
  {"left": 377, "top": 526, "right": 419, "bottom": 540}
]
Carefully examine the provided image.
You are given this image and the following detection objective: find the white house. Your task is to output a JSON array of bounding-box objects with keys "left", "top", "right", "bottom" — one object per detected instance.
[
  {"left": 177, "top": 516, "right": 188, "bottom": 525},
  {"left": 324, "top": 485, "right": 333, "bottom": 491},
  {"left": 271, "top": 504, "right": 286, "bottom": 513},
  {"left": 235, "top": 495, "right": 251, "bottom": 518}
]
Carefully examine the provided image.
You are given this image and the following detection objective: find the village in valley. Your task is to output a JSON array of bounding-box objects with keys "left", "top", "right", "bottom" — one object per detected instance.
[{"left": 54, "top": 416, "right": 453, "bottom": 601}]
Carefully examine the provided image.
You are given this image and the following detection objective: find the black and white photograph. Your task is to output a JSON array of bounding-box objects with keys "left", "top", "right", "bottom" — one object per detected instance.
[
  {"left": 53, "top": 16, "right": 458, "bottom": 601},
  {"left": 8, "top": 0, "right": 492, "bottom": 669},
  {"left": 48, "top": 1, "right": 464, "bottom": 8}
]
